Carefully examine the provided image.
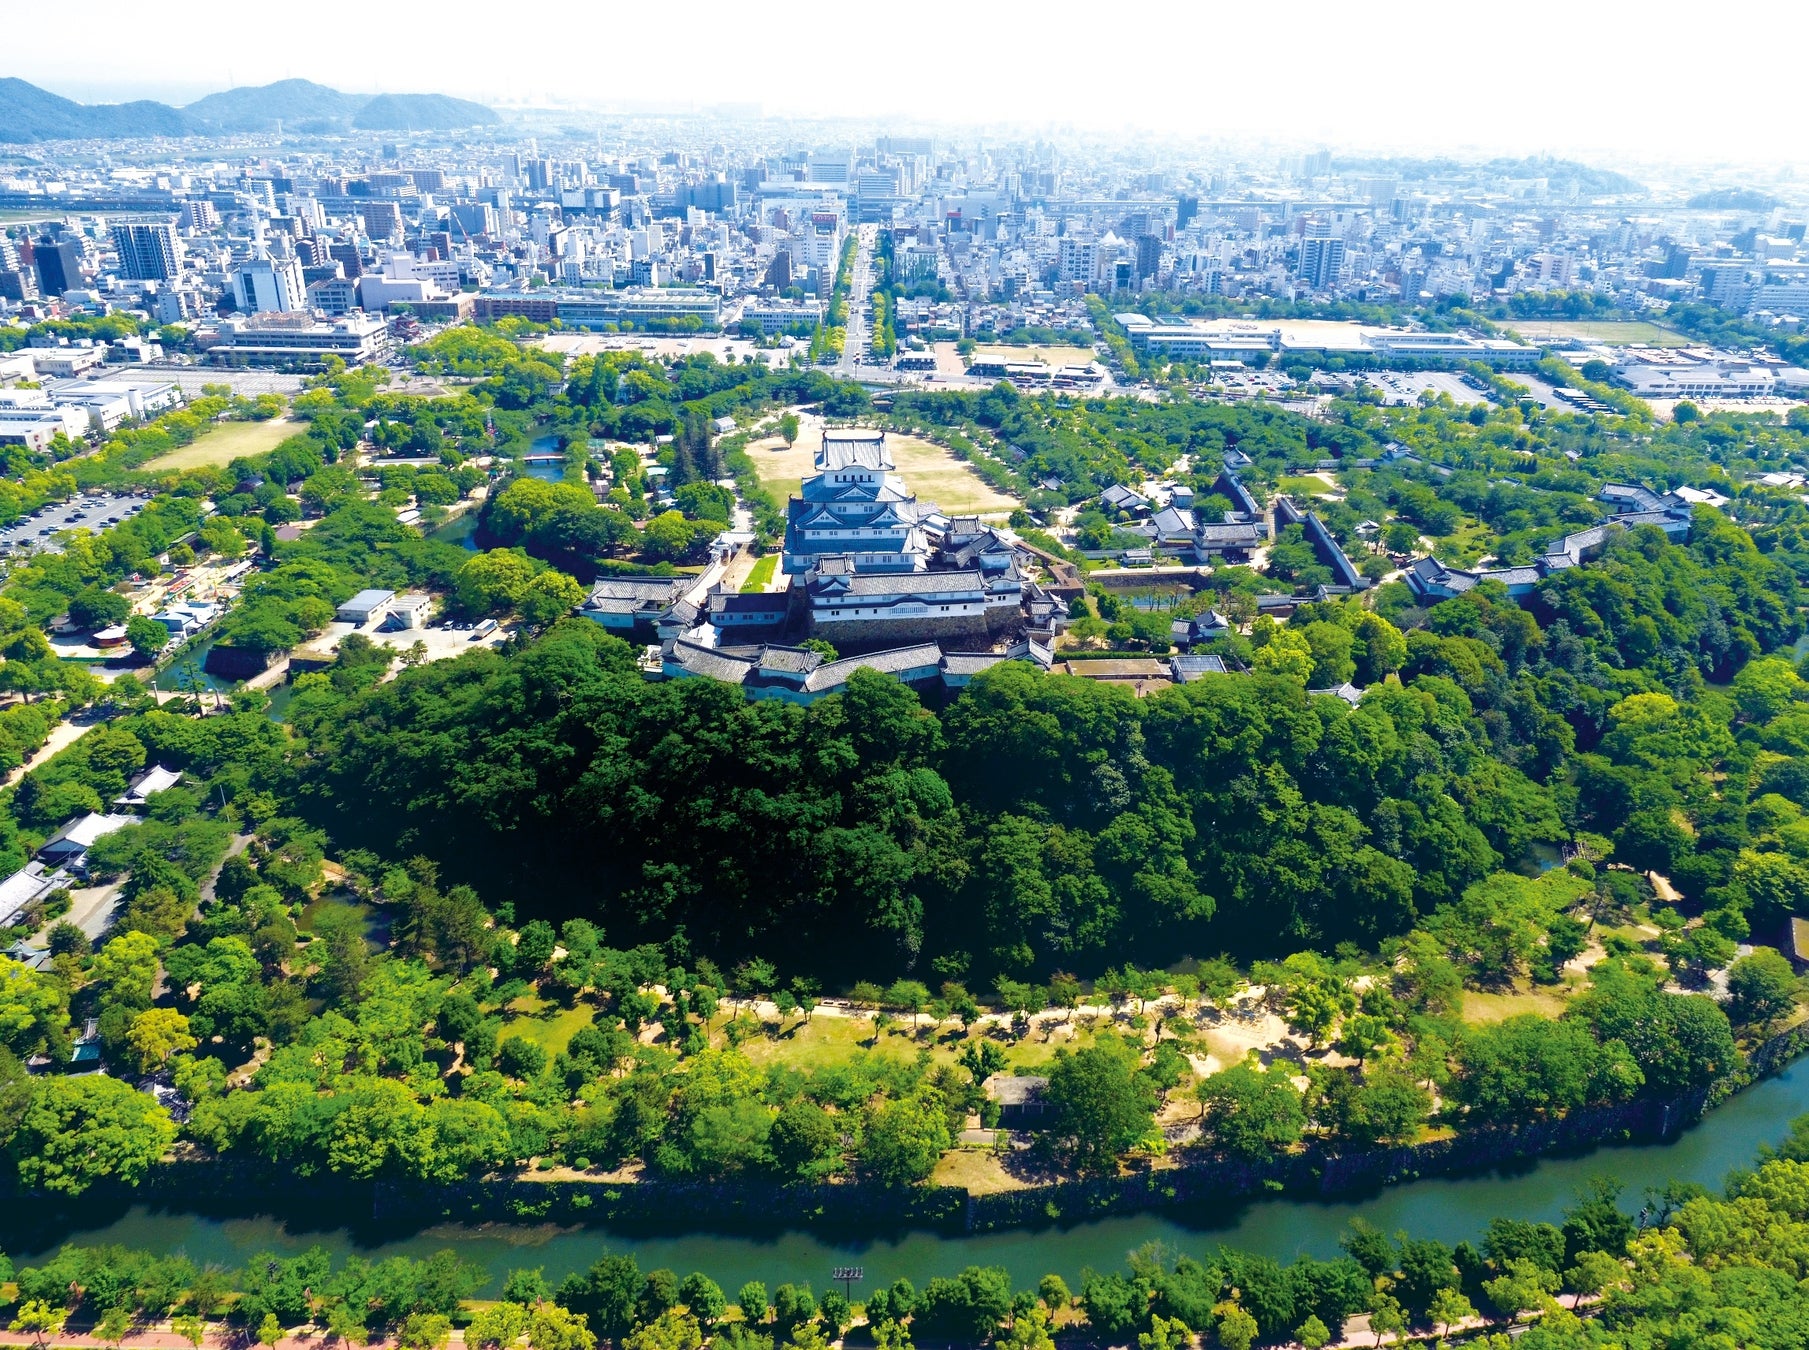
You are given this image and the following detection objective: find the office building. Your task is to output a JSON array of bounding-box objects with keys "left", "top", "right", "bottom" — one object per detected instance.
[
  {"left": 328, "top": 243, "right": 365, "bottom": 279},
  {"left": 33, "top": 238, "right": 84, "bottom": 296},
  {"left": 205, "top": 312, "right": 390, "bottom": 369},
  {"left": 231, "top": 255, "right": 307, "bottom": 313},
  {"left": 111, "top": 221, "right": 183, "bottom": 282}
]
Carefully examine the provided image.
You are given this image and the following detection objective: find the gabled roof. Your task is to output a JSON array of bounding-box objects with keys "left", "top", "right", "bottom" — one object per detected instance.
[
  {"left": 806, "top": 644, "right": 944, "bottom": 693},
  {"left": 817, "top": 429, "right": 893, "bottom": 472},
  {"left": 40, "top": 812, "right": 135, "bottom": 855},
  {"left": 116, "top": 765, "right": 181, "bottom": 807},
  {"left": 585, "top": 575, "right": 688, "bottom": 605}
]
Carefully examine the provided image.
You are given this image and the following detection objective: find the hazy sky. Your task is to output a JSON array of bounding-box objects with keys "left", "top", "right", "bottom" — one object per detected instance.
[{"left": 17, "top": 0, "right": 1809, "bottom": 166}]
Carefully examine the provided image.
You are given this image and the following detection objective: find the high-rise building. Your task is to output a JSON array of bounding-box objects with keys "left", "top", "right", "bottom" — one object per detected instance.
[
  {"left": 1297, "top": 223, "right": 1345, "bottom": 289},
  {"left": 231, "top": 255, "right": 307, "bottom": 313},
  {"left": 329, "top": 243, "right": 365, "bottom": 279},
  {"left": 360, "top": 201, "right": 404, "bottom": 243},
  {"left": 0, "top": 269, "right": 36, "bottom": 302},
  {"left": 180, "top": 200, "right": 218, "bottom": 230},
  {"left": 449, "top": 202, "right": 499, "bottom": 239},
  {"left": 112, "top": 221, "right": 183, "bottom": 281},
  {"left": 33, "top": 237, "right": 84, "bottom": 296},
  {"left": 1135, "top": 234, "right": 1162, "bottom": 281},
  {"left": 1059, "top": 236, "right": 1098, "bottom": 286}
]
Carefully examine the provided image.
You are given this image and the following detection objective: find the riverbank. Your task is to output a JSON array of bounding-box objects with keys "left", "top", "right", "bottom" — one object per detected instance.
[
  {"left": 5, "top": 1020, "right": 1806, "bottom": 1293},
  {"left": 6, "top": 1054, "right": 1806, "bottom": 1297},
  {"left": 0, "top": 1294, "right": 1589, "bottom": 1350}
]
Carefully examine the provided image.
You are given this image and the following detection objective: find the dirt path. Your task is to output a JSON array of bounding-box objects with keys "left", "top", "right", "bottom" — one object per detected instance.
[{"left": 2, "top": 715, "right": 98, "bottom": 788}]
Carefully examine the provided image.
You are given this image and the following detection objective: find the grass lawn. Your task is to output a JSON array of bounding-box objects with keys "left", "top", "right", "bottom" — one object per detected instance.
[
  {"left": 732, "top": 1012, "right": 936, "bottom": 1071},
  {"left": 1434, "top": 518, "right": 1497, "bottom": 568},
  {"left": 147, "top": 418, "right": 296, "bottom": 469},
  {"left": 1277, "top": 475, "right": 1332, "bottom": 498},
  {"left": 741, "top": 555, "right": 778, "bottom": 592},
  {"left": 974, "top": 344, "right": 1096, "bottom": 368},
  {"left": 728, "top": 1009, "right": 1100, "bottom": 1074},
  {"left": 1461, "top": 982, "right": 1576, "bottom": 1024},
  {"left": 498, "top": 998, "right": 594, "bottom": 1058},
  {"left": 1499, "top": 320, "right": 1687, "bottom": 346},
  {"left": 930, "top": 1148, "right": 1030, "bottom": 1194}
]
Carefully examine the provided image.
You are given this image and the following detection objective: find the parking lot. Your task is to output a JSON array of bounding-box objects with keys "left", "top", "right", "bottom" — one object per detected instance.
[
  {"left": 322, "top": 615, "right": 511, "bottom": 664},
  {"left": 0, "top": 492, "right": 148, "bottom": 554},
  {"left": 136, "top": 365, "right": 306, "bottom": 397},
  {"left": 1353, "top": 371, "right": 1490, "bottom": 406}
]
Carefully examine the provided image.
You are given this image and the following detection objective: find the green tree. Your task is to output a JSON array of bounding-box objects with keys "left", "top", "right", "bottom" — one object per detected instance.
[
  {"left": 557, "top": 1253, "right": 642, "bottom": 1344},
  {"left": 1044, "top": 1037, "right": 1158, "bottom": 1172},
  {"left": 1366, "top": 1293, "right": 1404, "bottom": 1347},
  {"left": 127, "top": 1008, "right": 197, "bottom": 1073},
  {"left": 14, "top": 1073, "right": 177, "bottom": 1194},
  {"left": 642, "top": 511, "right": 702, "bottom": 563},
  {"left": 10, "top": 1300, "right": 67, "bottom": 1350},
  {"left": 860, "top": 1095, "right": 951, "bottom": 1184},
  {"left": 1725, "top": 949, "right": 1800, "bottom": 1028},
  {"left": 130, "top": 615, "right": 172, "bottom": 660},
  {"left": 468, "top": 1304, "right": 528, "bottom": 1350},
  {"left": 1197, "top": 1057, "right": 1305, "bottom": 1161},
  {"left": 1482, "top": 1259, "right": 1558, "bottom": 1328},
  {"left": 737, "top": 1282, "right": 769, "bottom": 1326},
  {"left": 527, "top": 1304, "right": 596, "bottom": 1350},
  {"left": 678, "top": 1274, "right": 724, "bottom": 1328},
  {"left": 503, "top": 1269, "right": 552, "bottom": 1306},
  {"left": 1427, "top": 1288, "right": 1476, "bottom": 1338},
  {"left": 1215, "top": 1299, "right": 1259, "bottom": 1350},
  {"left": 519, "top": 571, "right": 586, "bottom": 626},
  {"left": 97, "top": 1305, "right": 131, "bottom": 1350}
]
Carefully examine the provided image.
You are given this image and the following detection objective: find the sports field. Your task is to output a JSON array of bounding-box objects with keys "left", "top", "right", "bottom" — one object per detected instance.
[
  {"left": 1499, "top": 320, "right": 1687, "bottom": 346},
  {"left": 146, "top": 418, "right": 297, "bottom": 470},
  {"left": 973, "top": 343, "right": 1097, "bottom": 367},
  {"left": 749, "top": 412, "right": 1020, "bottom": 515}
]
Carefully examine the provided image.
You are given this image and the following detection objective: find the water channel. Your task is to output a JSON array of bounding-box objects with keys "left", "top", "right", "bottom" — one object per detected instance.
[{"left": 8, "top": 1059, "right": 1806, "bottom": 1295}]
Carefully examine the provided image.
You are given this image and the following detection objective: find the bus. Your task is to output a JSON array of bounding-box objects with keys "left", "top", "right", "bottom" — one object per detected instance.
[{"left": 471, "top": 618, "right": 499, "bottom": 639}]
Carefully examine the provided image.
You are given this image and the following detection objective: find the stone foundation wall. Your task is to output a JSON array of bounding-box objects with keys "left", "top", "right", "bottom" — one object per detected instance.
[{"left": 809, "top": 612, "right": 992, "bottom": 648}]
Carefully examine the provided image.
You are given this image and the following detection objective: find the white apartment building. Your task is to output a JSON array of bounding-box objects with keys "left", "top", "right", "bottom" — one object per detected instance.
[{"left": 231, "top": 255, "right": 307, "bottom": 313}]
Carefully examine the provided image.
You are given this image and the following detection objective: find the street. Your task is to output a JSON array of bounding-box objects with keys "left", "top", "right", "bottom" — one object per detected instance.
[{"left": 834, "top": 223, "right": 893, "bottom": 382}]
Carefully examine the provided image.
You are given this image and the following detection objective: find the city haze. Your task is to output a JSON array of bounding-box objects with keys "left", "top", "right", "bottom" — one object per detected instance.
[{"left": 13, "top": 0, "right": 1809, "bottom": 164}]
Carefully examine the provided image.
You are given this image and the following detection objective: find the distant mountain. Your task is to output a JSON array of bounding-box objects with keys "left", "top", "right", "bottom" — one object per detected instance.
[
  {"left": 183, "top": 78, "right": 364, "bottom": 132},
  {"left": 0, "top": 77, "right": 195, "bottom": 141},
  {"left": 1686, "top": 188, "right": 1779, "bottom": 211},
  {"left": 1333, "top": 154, "right": 1645, "bottom": 197},
  {"left": 0, "top": 77, "right": 500, "bottom": 143},
  {"left": 353, "top": 92, "right": 500, "bottom": 131}
]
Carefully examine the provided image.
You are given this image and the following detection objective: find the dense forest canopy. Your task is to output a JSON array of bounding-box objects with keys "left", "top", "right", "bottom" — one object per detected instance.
[{"left": 279, "top": 502, "right": 1799, "bottom": 985}]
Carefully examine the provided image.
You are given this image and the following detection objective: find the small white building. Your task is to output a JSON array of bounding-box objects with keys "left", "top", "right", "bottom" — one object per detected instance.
[
  {"left": 37, "top": 812, "right": 135, "bottom": 873},
  {"left": 379, "top": 592, "right": 434, "bottom": 631},
  {"left": 337, "top": 589, "right": 396, "bottom": 625},
  {"left": 0, "top": 862, "right": 64, "bottom": 928},
  {"left": 115, "top": 765, "right": 182, "bottom": 809}
]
